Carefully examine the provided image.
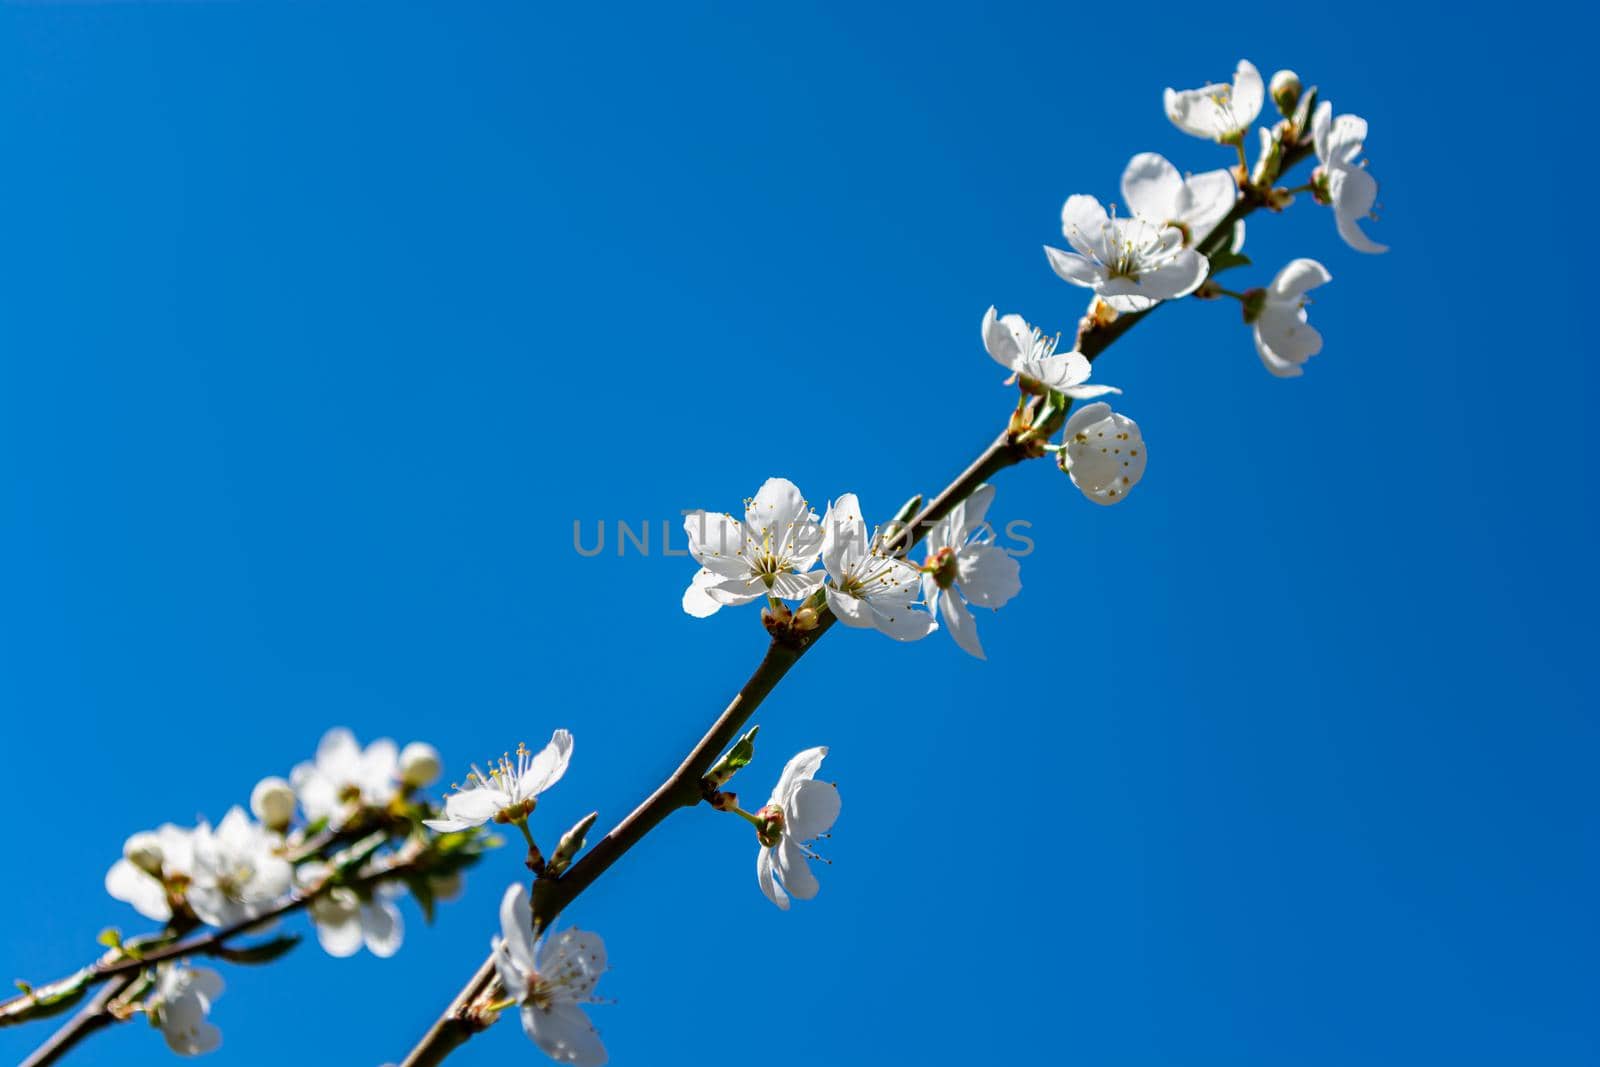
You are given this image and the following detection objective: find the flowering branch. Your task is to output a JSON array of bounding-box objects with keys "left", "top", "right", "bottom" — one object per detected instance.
[
  {"left": 394, "top": 68, "right": 1374, "bottom": 1062},
  {"left": 10, "top": 58, "right": 1388, "bottom": 1067}
]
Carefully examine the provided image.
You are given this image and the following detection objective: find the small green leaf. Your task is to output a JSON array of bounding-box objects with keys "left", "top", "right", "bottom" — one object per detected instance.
[
  {"left": 703, "top": 726, "right": 760, "bottom": 788},
  {"left": 211, "top": 935, "right": 302, "bottom": 965},
  {"left": 1207, "top": 249, "right": 1252, "bottom": 276}
]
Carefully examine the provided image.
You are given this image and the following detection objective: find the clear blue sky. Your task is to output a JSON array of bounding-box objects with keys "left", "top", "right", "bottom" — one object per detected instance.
[{"left": 1, "top": 3, "right": 1594, "bottom": 1065}]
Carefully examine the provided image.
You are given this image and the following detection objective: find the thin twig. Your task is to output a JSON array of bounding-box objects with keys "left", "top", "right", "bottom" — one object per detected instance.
[{"left": 17, "top": 975, "right": 134, "bottom": 1067}]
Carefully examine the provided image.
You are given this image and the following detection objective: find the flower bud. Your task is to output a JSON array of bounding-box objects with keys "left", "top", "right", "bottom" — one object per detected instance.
[
  {"left": 545, "top": 811, "right": 600, "bottom": 876},
  {"left": 399, "top": 742, "right": 442, "bottom": 789},
  {"left": 1270, "top": 70, "right": 1301, "bottom": 117},
  {"left": 250, "top": 776, "right": 296, "bottom": 832},
  {"left": 124, "top": 832, "right": 165, "bottom": 877}
]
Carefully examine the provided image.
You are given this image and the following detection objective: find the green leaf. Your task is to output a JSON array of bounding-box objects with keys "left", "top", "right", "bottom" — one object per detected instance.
[
  {"left": 1207, "top": 249, "right": 1252, "bottom": 276},
  {"left": 406, "top": 873, "right": 437, "bottom": 925},
  {"left": 96, "top": 928, "right": 123, "bottom": 950},
  {"left": 210, "top": 935, "right": 302, "bottom": 965},
  {"left": 703, "top": 726, "right": 760, "bottom": 788}
]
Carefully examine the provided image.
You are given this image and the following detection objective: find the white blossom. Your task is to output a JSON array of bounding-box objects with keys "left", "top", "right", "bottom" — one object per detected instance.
[
  {"left": 148, "top": 963, "right": 224, "bottom": 1057},
  {"left": 681, "top": 477, "right": 824, "bottom": 618},
  {"left": 1253, "top": 259, "right": 1332, "bottom": 377},
  {"left": 186, "top": 807, "right": 293, "bottom": 928},
  {"left": 493, "top": 883, "right": 608, "bottom": 1066},
  {"left": 1312, "top": 101, "right": 1387, "bottom": 254},
  {"left": 105, "top": 825, "right": 193, "bottom": 922},
  {"left": 819, "top": 494, "right": 936, "bottom": 642},
  {"left": 1120, "top": 152, "right": 1238, "bottom": 248},
  {"left": 1045, "top": 195, "right": 1209, "bottom": 313},
  {"left": 290, "top": 727, "right": 401, "bottom": 828},
  {"left": 249, "top": 776, "right": 295, "bottom": 832},
  {"left": 399, "top": 742, "right": 442, "bottom": 788},
  {"left": 920, "top": 484, "right": 1021, "bottom": 660},
  {"left": 756, "top": 747, "right": 840, "bottom": 910},
  {"left": 1164, "top": 59, "right": 1264, "bottom": 143},
  {"left": 980, "top": 307, "right": 1120, "bottom": 397},
  {"left": 1059, "top": 403, "right": 1147, "bottom": 505},
  {"left": 301, "top": 863, "right": 405, "bottom": 958},
  {"left": 424, "top": 730, "right": 573, "bottom": 832}
]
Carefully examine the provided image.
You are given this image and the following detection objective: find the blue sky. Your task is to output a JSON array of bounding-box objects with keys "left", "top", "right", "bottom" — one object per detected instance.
[{"left": 1, "top": 3, "right": 1595, "bottom": 1065}]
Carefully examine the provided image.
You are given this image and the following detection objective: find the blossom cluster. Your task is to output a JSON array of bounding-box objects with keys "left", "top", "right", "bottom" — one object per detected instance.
[
  {"left": 681, "top": 476, "right": 1023, "bottom": 659},
  {"left": 90, "top": 728, "right": 494, "bottom": 1056},
  {"left": 10, "top": 58, "right": 1390, "bottom": 1067}
]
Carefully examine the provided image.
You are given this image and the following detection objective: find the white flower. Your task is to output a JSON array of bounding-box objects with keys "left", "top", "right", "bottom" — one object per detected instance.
[
  {"left": 290, "top": 728, "right": 401, "bottom": 828},
  {"left": 1059, "top": 403, "right": 1147, "bottom": 505},
  {"left": 105, "top": 825, "right": 193, "bottom": 922},
  {"left": 1046, "top": 195, "right": 1209, "bottom": 313},
  {"left": 1164, "top": 59, "right": 1264, "bottom": 143},
  {"left": 249, "top": 776, "right": 296, "bottom": 832},
  {"left": 301, "top": 863, "right": 405, "bottom": 958},
  {"left": 681, "top": 477, "right": 824, "bottom": 618},
  {"left": 1312, "top": 101, "right": 1387, "bottom": 254},
  {"left": 1253, "top": 259, "right": 1332, "bottom": 377},
  {"left": 980, "top": 308, "right": 1120, "bottom": 397},
  {"left": 819, "top": 494, "right": 936, "bottom": 642},
  {"left": 1120, "top": 152, "right": 1238, "bottom": 248},
  {"left": 920, "top": 484, "right": 1021, "bottom": 660},
  {"left": 149, "top": 962, "right": 224, "bottom": 1057},
  {"left": 399, "top": 742, "right": 442, "bottom": 788},
  {"left": 423, "top": 730, "right": 573, "bottom": 832},
  {"left": 186, "top": 807, "right": 293, "bottom": 928},
  {"left": 493, "top": 883, "right": 608, "bottom": 1067},
  {"left": 755, "top": 747, "right": 840, "bottom": 910}
]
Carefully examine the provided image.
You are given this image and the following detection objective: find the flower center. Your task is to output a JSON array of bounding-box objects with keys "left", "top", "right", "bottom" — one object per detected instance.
[
  {"left": 925, "top": 547, "right": 959, "bottom": 589},
  {"left": 755, "top": 803, "right": 785, "bottom": 847}
]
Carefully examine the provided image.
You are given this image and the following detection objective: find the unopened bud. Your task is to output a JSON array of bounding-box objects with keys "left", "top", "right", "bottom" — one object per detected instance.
[
  {"left": 250, "top": 776, "right": 296, "bottom": 832},
  {"left": 1251, "top": 126, "right": 1284, "bottom": 188},
  {"left": 1270, "top": 70, "right": 1301, "bottom": 117},
  {"left": 545, "top": 811, "right": 600, "bottom": 876},
  {"left": 123, "top": 832, "right": 165, "bottom": 877},
  {"left": 399, "top": 742, "right": 442, "bottom": 789}
]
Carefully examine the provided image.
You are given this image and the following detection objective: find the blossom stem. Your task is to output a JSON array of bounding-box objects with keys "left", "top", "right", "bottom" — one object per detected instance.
[
  {"left": 720, "top": 802, "right": 766, "bottom": 828},
  {"left": 396, "top": 131, "right": 1324, "bottom": 1067},
  {"left": 513, "top": 817, "right": 545, "bottom": 873}
]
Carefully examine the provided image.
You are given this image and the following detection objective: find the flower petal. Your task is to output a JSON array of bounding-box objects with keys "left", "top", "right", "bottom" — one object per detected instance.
[
  {"left": 757, "top": 846, "right": 788, "bottom": 910},
  {"left": 682, "top": 511, "right": 750, "bottom": 577},
  {"left": 362, "top": 900, "right": 404, "bottom": 958},
  {"left": 785, "top": 779, "right": 841, "bottom": 840},
  {"left": 938, "top": 587, "right": 985, "bottom": 660},
  {"left": 745, "top": 477, "right": 808, "bottom": 545},
  {"left": 1269, "top": 258, "right": 1332, "bottom": 299},
  {"left": 772, "top": 745, "right": 828, "bottom": 804},
  {"left": 1044, "top": 245, "right": 1099, "bottom": 288},
  {"left": 1179, "top": 168, "right": 1239, "bottom": 242},
  {"left": 956, "top": 543, "right": 1021, "bottom": 609},
  {"left": 523, "top": 729, "right": 574, "bottom": 797},
  {"left": 773, "top": 837, "right": 820, "bottom": 900},
  {"left": 498, "top": 883, "right": 538, "bottom": 973},
  {"left": 1120, "top": 152, "right": 1182, "bottom": 221},
  {"left": 681, "top": 568, "right": 724, "bottom": 618},
  {"left": 524, "top": 1001, "right": 608, "bottom": 1067},
  {"left": 105, "top": 860, "right": 172, "bottom": 922}
]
